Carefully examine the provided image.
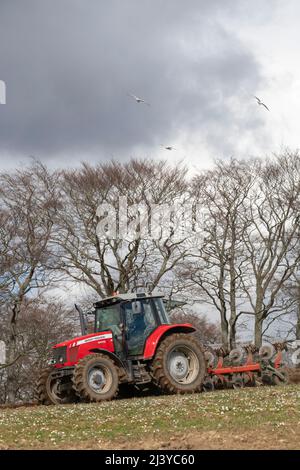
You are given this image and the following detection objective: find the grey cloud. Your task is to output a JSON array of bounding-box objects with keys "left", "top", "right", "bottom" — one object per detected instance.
[{"left": 0, "top": 0, "right": 278, "bottom": 166}]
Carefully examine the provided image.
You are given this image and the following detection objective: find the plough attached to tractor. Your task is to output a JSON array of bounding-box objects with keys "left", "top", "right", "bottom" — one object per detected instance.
[{"left": 203, "top": 342, "right": 288, "bottom": 392}]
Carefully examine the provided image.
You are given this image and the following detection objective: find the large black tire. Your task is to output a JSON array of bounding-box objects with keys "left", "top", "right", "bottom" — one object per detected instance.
[
  {"left": 37, "top": 368, "right": 75, "bottom": 405},
  {"left": 72, "top": 353, "right": 119, "bottom": 402},
  {"left": 151, "top": 333, "right": 206, "bottom": 394}
]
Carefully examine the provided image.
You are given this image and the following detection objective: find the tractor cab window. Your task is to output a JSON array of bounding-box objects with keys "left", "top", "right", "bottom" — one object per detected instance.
[
  {"left": 154, "top": 298, "right": 170, "bottom": 324},
  {"left": 123, "top": 299, "right": 157, "bottom": 356},
  {"left": 95, "top": 305, "right": 121, "bottom": 337}
]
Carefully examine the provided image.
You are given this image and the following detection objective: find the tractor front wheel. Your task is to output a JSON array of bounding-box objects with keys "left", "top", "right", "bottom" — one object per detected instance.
[
  {"left": 37, "top": 368, "right": 75, "bottom": 405},
  {"left": 72, "top": 353, "right": 119, "bottom": 402},
  {"left": 152, "top": 333, "right": 206, "bottom": 394}
]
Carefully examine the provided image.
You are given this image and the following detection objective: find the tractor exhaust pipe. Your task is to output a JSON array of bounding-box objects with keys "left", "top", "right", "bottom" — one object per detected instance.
[{"left": 75, "top": 304, "right": 87, "bottom": 336}]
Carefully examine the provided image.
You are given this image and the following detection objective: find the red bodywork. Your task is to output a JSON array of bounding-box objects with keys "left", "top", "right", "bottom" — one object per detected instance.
[
  {"left": 143, "top": 324, "right": 196, "bottom": 359},
  {"left": 52, "top": 324, "right": 196, "bottom": 368},
  {"left": 53, "top": 331, "right": 115, "bottom": 368}
]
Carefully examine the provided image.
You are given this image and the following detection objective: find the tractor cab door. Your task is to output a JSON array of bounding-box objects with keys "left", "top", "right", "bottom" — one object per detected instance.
[
  {"left": 95, "top": 304, "right": 124, "bottom": 355},
  {"left": 123, "top": 299, "right": 158, "bottom": 356}
]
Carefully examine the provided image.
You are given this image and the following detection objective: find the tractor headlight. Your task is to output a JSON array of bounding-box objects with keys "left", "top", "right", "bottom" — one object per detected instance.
[
  {"left": 51, "top": 346, "right": 67, "bottom": 365},
  {"left": 47, "top": 355, "right": 64, "bottom": 365}
]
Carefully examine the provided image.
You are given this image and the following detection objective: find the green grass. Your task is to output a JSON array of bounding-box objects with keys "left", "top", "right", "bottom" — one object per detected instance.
[{"left": 0, "top": 385, "right": 299, "bottom": 449}]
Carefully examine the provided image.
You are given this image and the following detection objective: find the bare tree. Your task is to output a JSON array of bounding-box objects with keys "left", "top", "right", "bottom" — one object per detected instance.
[
  {"left": 241, "top": 152, "right": 300, "bottom": 347},
  {"left": 170, "top": 310, "right": 222, "bottom": 345},
  {"left": 186, "top": 159, "right": 254, "bottom": 348},
  {"left": 267, "top": 272, "right": 300, "bottom": 342},
  {"left": 0, "top": 162, "right": 60, "bottom": 403},
  {"left": 54, "top": 159, "right": 190, "bottom": 297},
  {"left": 0, "top": 298, "right": 77, "bottom": 403}
]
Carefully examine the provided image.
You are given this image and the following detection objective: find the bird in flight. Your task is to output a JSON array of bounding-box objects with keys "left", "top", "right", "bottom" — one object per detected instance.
[
  {"left": 254, "top": 96, "right": 270, "bottom": 111},
  {"left": 128, "top": 93, "right": 150, "bottom": 106},
  {"left": 161, "top": 144, "right": 176, "bottom": 151}
]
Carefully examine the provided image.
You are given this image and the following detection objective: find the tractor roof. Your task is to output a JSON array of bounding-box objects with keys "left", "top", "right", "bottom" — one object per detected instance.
[{"left": 94, "top": 292, "right": 164, "bottom": 308}]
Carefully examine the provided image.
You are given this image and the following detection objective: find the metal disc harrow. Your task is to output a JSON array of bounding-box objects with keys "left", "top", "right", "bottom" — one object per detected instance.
[{"left": 203, "top": 342, "right": 288, "bottom": 392}]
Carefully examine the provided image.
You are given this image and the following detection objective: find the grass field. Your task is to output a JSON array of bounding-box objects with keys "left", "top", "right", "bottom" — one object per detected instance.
[{"left": 0, "top": 385, "right": 299, "bottom": 450}]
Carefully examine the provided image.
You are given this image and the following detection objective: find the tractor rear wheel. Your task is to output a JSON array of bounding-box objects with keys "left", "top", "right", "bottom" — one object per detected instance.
[
  {"left": 37, "top": 368, "right": 75, "bottom": 405},
  {"left": 152, "top": 333, "right": 206, "bottom": 394},
  {"left": 72, "top": 353, "right": 119, "bottom": 402}
]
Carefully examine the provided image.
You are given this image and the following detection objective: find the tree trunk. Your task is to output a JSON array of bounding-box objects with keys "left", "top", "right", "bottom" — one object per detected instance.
[
  {"left": 220, "top": 315, "right": 229, "bottom": 350},
  {"left": 254, "top": 285, "right": 265, "bottom": 348},
  {"left": 296, "top": 315, "right": 300, "bottom": 342},
  {"left": 218, "top": 264, "right": 229, "bottom": 349},
  {"left": 295, "top": 285, "right": 300, "bottom": 369},
  {"left": 229, "top": 321, "right": 236, "bottom": 349},
  {"left": 254, "top": 317, "right": 263, "bottom": 348},
  {"left": 229, "top": 225, "right": 237, "bottom": 349},
  {"left": 296, "top": 282, "right": 300, "bottom": 341},
  {"left": 5, "top": 303, "right": 20, "bottom": 404},
  {"left": 5, "top": 340, "right": 17, "bottom": 404}
]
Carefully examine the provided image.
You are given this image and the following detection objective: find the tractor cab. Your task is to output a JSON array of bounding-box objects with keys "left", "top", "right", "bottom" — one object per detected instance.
[
  {"left": 94, "top": 293, "right": 171, "bottom": 356},
  {"left": 38, "top": 291, "right": 206, "bottom": 405}
]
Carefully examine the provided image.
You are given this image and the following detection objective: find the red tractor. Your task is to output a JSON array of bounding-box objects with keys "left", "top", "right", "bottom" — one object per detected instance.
[{"left": 37, "top": 292, "right": 206, "bottom": 404}]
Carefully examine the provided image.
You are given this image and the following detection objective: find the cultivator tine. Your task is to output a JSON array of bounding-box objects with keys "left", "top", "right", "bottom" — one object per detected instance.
[
  {"left": 214, "top": 347, "right": 229, "bottom": 358},
  {"left": 231, "top": 375, "right": 244, "bottom": 389},
  {"left": 202, "top": 377, "right": 215, "bottom": 392},
  {"left": 243, "top": 344, "right": 259, "bottom": 362},
  {"left": 273, "top": 342, "right": 288, "bottom": 352},
  {"left": 272, "top": 368, "right": 288, "bottom": 386},
  {"left": 204, "top": 351, "right": 216, "bottom": 368},
  {"left": 261, "top": 373, "right": 273, "bottom": 386},
  {"left": 272, "top": 342, "right": 288, "bottom": 370},
  {"left": 203, "top": 341, "right": 290, "bottom": 394},
  {"left": 240, "top": 345, "right": 258, "bottom": 386},
  {"left": 244, "top": 344, "right": 259, "bottom": 354},
  {"left": 243, "top": 372, "right": 255, "bottom": 387},
  {"left": 212, "top": 374, "right": 228, "bottom": 390},
  {"left": 259, "top": 344, "right": 275, "bottom": 361},
  {"left": 256, "top": 343, "right": 289, "bottom": 386},
  {"left": 229, "top": 348, "right": 244, "bottom": 365}
]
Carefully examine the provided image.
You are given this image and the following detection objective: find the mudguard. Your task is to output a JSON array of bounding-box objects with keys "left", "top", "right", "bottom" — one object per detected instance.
[{"left": 143, "top": 324, "right": 196, "bottom": 359}]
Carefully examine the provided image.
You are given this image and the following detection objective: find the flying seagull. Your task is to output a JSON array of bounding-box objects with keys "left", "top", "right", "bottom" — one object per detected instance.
[
  {"left": 254, "top": 96, "right": 270, "bottom": 111},
  {"left": 128, "top": 93, "right": 150, "bottom": 106},
  {"left": 161, "top": 145, "right": 176, "bottom": 151}
]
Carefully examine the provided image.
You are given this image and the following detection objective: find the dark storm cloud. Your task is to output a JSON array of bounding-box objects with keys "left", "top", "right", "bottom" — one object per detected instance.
[{"left": 0, "top": 0, "right": 277, "bottom": 165}]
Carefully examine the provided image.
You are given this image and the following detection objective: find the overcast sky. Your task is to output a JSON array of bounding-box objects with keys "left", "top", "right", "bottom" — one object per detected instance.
[{"left": 0, "top": 0, "right": 299, "bottom": 170}]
